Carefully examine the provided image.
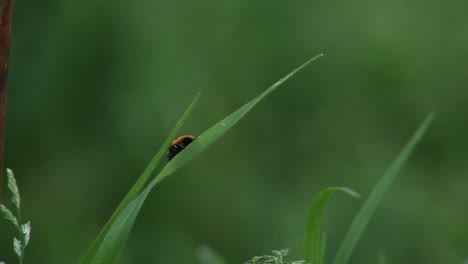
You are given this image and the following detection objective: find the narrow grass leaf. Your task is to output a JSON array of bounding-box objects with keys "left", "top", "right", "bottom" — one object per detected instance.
[
  {"left": 331, "top": 113, "right": 434, "bottom": 264},
  {"left": 303, "top": 187, "right": 359, "bottom": 264},
  {"left": 80, "top": 94, "right": 200, "bottom": 263},
  {"left": 318, "top": 232, "right": 326, "bottom": 264},
  {"left": 89, "top": 187, "right": 149, "bottom": 263},
  {"left": 83, "top": 55, "right": 323, "bottom": 264},
  {"left": 151, "top": 54, "right": 323, "bottom": 186}
]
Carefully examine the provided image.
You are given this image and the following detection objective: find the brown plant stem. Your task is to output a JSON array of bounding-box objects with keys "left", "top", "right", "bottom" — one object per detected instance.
[{"left": 0, "top": 0, "right": 13, "bottom": 196}]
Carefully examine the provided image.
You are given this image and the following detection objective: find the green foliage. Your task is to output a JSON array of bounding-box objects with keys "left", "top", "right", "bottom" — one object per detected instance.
[
  {"left": 79, "top": 93, "right": 201, "bottom": 263},
  {"left": 331, "top": 113, "right": 434, "bottom": 264},
  {"left": 79, "top": 55, "right": 323, "bottom": 264},
  {"left": 8, "top": 2, "right": 466, "bottom": 262},
  {"left": 0, "top": 169, "right": 32, "bottom": 264},
  {"left": 303, "top": 188, "right": 359, "bottom": 264},
  {"left": 79, "top": 56, "right": 432, "bottom": 264},
  {"left": 299, "top": 114, "right": 433, "bottom": 264},
  {"left": 1, "top": 61, "right": 433, "bottom": 264},
  {"left": 0, "top": 204, "right": 18, "bottom": 228},
  {"left": 245, "top": 249, "right": 306, "bottom": 264}
]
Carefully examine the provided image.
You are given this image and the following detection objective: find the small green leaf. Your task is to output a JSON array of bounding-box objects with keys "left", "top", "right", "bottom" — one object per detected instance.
[
  {"left": 303, "top": 187, "right": 359, "bottom": 264},
  {"left": 331, "top": 113, "right": 434, "bottom": 264},
  {"left": 6, "top": 169, "right": 20, "bottom": 210},
  {"left": 13, "top": 237, "right": 21, "bottom": 257},
  {"left": 245, "top": 249, "right": 303, "bottom": 264},
  {"left": 318, "top": 232, "right": 326, "bottom": 264},
  {"left": 0, "top": 204, "right": 18, "bottom": 228},
  {"left": 22, "top": 222, "right": 31, "bottom": 246}
]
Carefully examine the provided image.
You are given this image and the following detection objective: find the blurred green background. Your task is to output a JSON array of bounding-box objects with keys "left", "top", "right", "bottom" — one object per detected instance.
[{"left": 1, "top": 0, "right": 467, "bottom": 263}]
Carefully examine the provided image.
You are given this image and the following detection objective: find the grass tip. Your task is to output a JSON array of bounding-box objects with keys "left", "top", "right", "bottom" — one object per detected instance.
[
  {"left": 427, "top": 111, "right": 436, "bottom": 120},
  {"left": 342, "top": 188, "right": 361, "bottom": 199}
]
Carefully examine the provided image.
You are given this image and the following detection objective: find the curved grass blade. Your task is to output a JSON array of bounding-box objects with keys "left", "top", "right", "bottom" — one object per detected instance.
[
  {"left": 79, "top": 94, "right": 200, "bottom": 263},
  {"left": 82, "top": 54, "right": 324, "bottom": 264},
  {"left": 331, "top": 113, "right": 434, "bottom": 264},
  {"left": 303, "top": 187, "right": 359, "bottom": 264},
  {"left": 152, "top": 54, "right": 324, "bottom": 186},
  {"left": 88, "top": 185, "right": 151, "bottom": 263}
]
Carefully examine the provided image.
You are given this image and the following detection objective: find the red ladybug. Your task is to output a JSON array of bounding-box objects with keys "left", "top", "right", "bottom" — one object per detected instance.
[{"left": 167, "top": 135, "right": 196, "bottom": 161}]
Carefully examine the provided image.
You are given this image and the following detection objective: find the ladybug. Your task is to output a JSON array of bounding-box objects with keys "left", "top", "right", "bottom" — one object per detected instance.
[{"left": 167, "top": 135, "right": 196, "bottom": 161}]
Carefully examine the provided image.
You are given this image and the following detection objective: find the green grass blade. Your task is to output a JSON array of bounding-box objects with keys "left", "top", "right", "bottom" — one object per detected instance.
[
  {"left": 81, "top": 54, "right": 323, "bottom": 263},
  {"left": 125, "top": 93, "right": 201, "bottom": 205},
  {"left": 319, "top": 232, "right": 327, "bottom": 264},
  {"left": 331, "top": 113, "right": 434, "bottom": 264},
  {"left": 303, "top": 187, "right": 359, "bottom": 264},
  {"left": 151, "top": 54, "right": 324, "bottom": 186},
  {"left": 88, "top": 185, "right": 151, "bottom": 263},
  {"left": 79, "top": 94, "right": 200, "bottom": 263}
]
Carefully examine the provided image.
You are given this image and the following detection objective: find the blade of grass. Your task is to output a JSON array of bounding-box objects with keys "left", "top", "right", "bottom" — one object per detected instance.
[
  {"left": 88, "top": 185, "right": 150, "bottom": 263},
  {"left": 82, "top": 54, "right": 324, "bottom": 263},
  {"left": 331, "top": 113, "right": 434, "bottom": 264},
  {"left": 152, "top": 54, "right": 324, "bottom": 186},
  {"left": 318, "top": 232, "right": 327, "bottom": 264},
  {"left": 80, "top": 93, "right": 200, "bottom": 263},
  {"left": 303, "top": 187, "right": 359, "bottom": 264}
]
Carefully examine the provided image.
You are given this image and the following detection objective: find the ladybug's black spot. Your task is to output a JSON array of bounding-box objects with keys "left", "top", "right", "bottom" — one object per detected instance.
[{"left": 167, "top": 137, "right": 196, "bottom": 161}]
